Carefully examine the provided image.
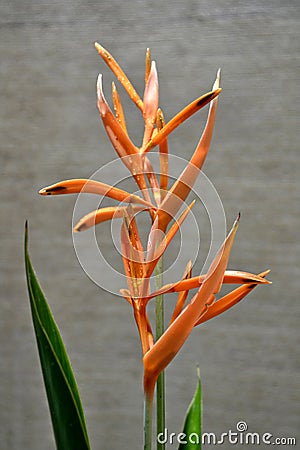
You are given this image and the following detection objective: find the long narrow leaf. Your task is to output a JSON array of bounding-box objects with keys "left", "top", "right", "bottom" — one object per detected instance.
[
  {"left": 178, "top": 369, "right": 202, "bottom": 450},
  {"left": 24, "top": 222, "right": 91, "bottom": 450}
]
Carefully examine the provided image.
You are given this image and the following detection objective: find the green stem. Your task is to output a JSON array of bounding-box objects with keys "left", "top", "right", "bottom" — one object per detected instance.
[
  {"left": 155, "top": 256, "right": 165, "bottom": 450},
  {"left": 144, "top": 393, "right": 153, "bottom": 450}
]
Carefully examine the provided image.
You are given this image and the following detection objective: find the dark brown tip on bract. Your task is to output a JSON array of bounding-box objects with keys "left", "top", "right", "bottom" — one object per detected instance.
[
  {"left": 39, "top": 186, "right": 67, "bottom": 195},
  {"left": 196, "top": 88, "right": 222, "bottom": 107},
  {"left": 74, "top": 223, "right": 87, "bottom": 233},
  {"left": 48, "top": 186, "right": 67, "bottom": 193}
]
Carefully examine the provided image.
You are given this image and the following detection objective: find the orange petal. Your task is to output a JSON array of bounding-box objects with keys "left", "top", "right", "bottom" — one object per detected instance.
[
  {"left": 73, "top": 205, "right": 145, "bottom": 232},
  {"left": 143, "top": 157, "right": 161, "bottom": 206},
  {"left": 142, "top": 61, "right": 159, "bottom": 147},
  {"left": 195, "top": 270, "right": 271, "bottom": 326},
  {"left": 143, "top": 215, "right": 239, "bottom": 390},
  {"left": 123, "top": 204, "right": 145, "bottom": 255},
  {"left": 156, "top": 71, "right": 221, "bottom": 231},
  {"left": 95, "top": 42, "right": 143, "bottom": 111},
  {"left": 120, "top": 288, "right": 154, "bottom": 354},
  {"left": 144, "top": 87, "right": 222, "bottom": 153},
  {"left": 145, "top": 216, "right": 161, "bottom": 264},
  {"left": 156, "top": 108, "right": 169, "bottom": 199},
  {"left": 39, "top": 178, "right": 155, "bottom": 208},
  {"left": 112, "top": 81, "right": 127, "bottom": 133},
  {"left": 144, "top": 201, "right": 195, "bottom": 280},
  {"left": 121, "top": 220, "right": 144, "bottom": 296},
  {"left": 97, "top": 75, "right": 139, "bottom": 161},
  {"left": 223, "top": 270, "right": 271, "bottom": 285},
  {"left": 121, "top": 219, "right": 153, "bottom": 354},
  {"left": 132, "top": 299, "right": 153, "bottom": 355},
  {"left": 169, "top": 261, "right": 193, "bottom": 324},
  {"left": 189, "top": 69, "right": 220, "bottom": 171},
  {"left": 145, "top": 48, "right": 151, "bottom": 84},
  {"left": 97, "top": 76, "right": 156, "bottom": 207},
  {"left": 147, "top": 269, "right": 271, "bottom": 299}
]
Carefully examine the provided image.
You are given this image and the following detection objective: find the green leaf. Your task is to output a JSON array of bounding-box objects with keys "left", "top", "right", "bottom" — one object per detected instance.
[
  {"left": 178, "top": 368, "right": 202, "bottom": 450},
  {"left": 24, "top": 222, "right": 91, "bottom": 450}
]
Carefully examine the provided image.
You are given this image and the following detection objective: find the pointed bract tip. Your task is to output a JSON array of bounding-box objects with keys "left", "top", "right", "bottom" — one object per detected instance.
[
  {"left": 39, "top": 187, "right": 53, "bottom": 195},
  {"left": 228, "top": 213, "right": 240, "bottom": 235},
  {"left": 97, "top": 73, "right": 103, "bottom": 89},
  {"left": 73, "top": 224, "right": 84, "bottom": 233},
  {"left": 96, "top": 74, "right": 104, "bottom": 102},
  {"left": 261, "top": 269, "right": 271, "bottom": 276},
  {"left": 258, "top": 269, "right": 272, "bottom": 283},
  {"left": 232, "top": 212, "right": 241, "bottom": 229},
  {"left": 213, "top": 69, "right": 221, "bottom": 90},
  {"left": 151, "top": 60, "right": 156, "bottom": 71}
]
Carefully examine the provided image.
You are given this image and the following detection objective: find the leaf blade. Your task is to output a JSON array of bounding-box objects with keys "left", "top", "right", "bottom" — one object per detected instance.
[
  {"left": 24, "top": 223, "right": 91, "bottom": 450},
  {"left": 178, "top": 370, "right": 202, "bottom": 450}
]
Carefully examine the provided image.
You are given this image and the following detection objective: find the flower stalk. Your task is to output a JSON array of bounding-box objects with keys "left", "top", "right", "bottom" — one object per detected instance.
[
  {"left": 155, "top": 256, "right": 165, "bottom": 450},
  {"left": 144, "top": 392, "right": 153, "bottom": 450}
]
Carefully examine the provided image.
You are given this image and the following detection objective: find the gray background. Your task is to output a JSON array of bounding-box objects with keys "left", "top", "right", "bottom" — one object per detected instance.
[{"left": 1, "top": 1, "right": 299, "bottom": 449}]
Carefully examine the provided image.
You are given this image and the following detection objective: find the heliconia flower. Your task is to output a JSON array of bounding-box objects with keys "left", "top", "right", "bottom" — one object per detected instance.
[
  {"left": 39, "top": 45, "right": 271, "bottom": 402},
  {"left": 142, "top": 215, "right": 271, "bottom": 399},
  {"left": 143, "top": 215, "right": 240, "bottom": 398},
  {"left": 118, "top": 205, "right": 270, "bottom": 399},
  {"left": 94, "top": 43, "right": 222, "bottom": 212}
]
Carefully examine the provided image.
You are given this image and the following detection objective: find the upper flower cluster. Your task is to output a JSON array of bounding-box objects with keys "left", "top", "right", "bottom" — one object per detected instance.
[{"left": 39, "top": 44, "right": 270, "bottom": 398}]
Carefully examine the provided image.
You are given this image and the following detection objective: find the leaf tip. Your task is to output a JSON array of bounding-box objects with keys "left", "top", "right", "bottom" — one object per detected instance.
[{"left": 24, "top": 220, "right": 29, "bottom": 250}]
